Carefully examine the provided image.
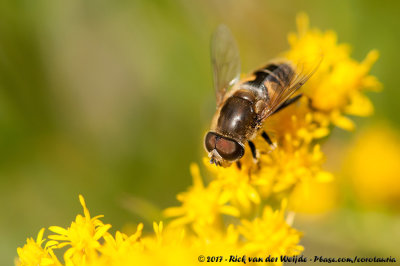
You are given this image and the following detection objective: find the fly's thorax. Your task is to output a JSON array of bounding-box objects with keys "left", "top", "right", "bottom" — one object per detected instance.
[
  {"left": 215, "top": 89, "right": 258, "bottom": 142},
  {"left": 232, "top": 89, "right": 257, "bottom": 103}
]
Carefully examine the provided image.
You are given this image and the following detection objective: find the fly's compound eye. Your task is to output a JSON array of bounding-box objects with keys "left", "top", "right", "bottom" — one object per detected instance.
[
  {"left": 205, "top": 132, "right": 244, "bottom": 161},
  {"left": 215, "top": 137, "right": 244, "bottom": 161},
  {"left": 205, "top": 132, "right": 218, "bottom": 152}
]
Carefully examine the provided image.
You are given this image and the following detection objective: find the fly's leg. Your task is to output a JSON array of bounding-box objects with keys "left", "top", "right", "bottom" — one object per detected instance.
[
  {"left": 236, "top": 161, "right": 242, "bottom": 170},
  {"left": 273, "top": 93, "right": 302, "bottom": 114},
  {"left": 262, "top": 131, "right": 277, "bottom": 150},
  {"left": 261, "top": 131, "right": 273, "bottom": 145},
  {"left": 247, "top": 140, "right": 257, "bottom": 161},
  {"left": 307, "top": 97, "right": 318, "bottom": 111},
  {"left": 247, "top": 140, "right": 262, "bottom": 172}
]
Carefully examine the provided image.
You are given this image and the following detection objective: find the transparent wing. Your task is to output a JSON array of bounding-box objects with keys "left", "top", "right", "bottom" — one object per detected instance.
[
  {"left": 211, "top": 24, "right": 241, "bottom": 107},
  {"left": 261, "top": 57, "right": 321, "bottom": 120}
]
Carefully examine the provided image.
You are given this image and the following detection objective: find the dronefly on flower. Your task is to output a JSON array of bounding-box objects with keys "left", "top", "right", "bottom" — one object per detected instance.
[
  {"left": 15, "top": 13, "right": 381, "bottom": 266},
  {"left": 207, "top": 12, "right": 379, "bottom": 208}
]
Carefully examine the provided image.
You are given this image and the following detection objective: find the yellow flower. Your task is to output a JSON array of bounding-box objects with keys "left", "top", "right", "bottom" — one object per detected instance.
[
  {"left": 164, "top": 163, "right": 239, "bottom": 229},
  {"left": 285, "top": 13, "right": 381, "bottom": 131},
  {"left": 141, "top": 222, "right": 198, "bottom": 266},
  {"left": 259, "top": 143, "right": 333, "bottom": 194},
  {"left": 288, "top": 179, "right": 338, "bottom": 214},
  {"left": 48, "top": 195, "right": 112, "bottom": 265},
  {"left": 263, "top": 97, "right": 330, "bottom": 144},
  {"left": 252, "top": 101, "right": 333, "bottom": 197},
  {"left": 101, "top": 221, "right": 194, "bottom": 266},
  {"left": 204, "top": 157, "right": 261, "bottom": 215},
  {"left": 141, "top": 221, "right": 187, "bottom": 250},
  {"left": 344, "top": 124, "right": 400, "bottom": 206},
  {"left": 238, "top": 200, "right": 303, "bottom": 263},
  {"left": 16, "top": 228, "right": 60, "bottom": 266},
  {"left": 190, "top": 224, "right": 242, "bottom": 265},
  {"left": 99, "top": 223, "right": 145, "bottom": 263}
]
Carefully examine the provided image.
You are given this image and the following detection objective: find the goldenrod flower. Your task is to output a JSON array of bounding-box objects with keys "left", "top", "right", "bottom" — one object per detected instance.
[
  {"left": 288, "top": 179, "right": 338, "bottom": 214},
  {"left": 16, "top": 228, "right": 60, "bottom": 266},
  {"left": 263, "top": 97, "right": 330, "bottom": 144},
  {"left": 163, "top": 163, "right": 239, "bottom": 229},
  {"left": 344, "top": 124, "right": 400, "bottom": 206},
  {"left": 99, "top": 223, "right": 145, "bottom": 264},
  {"left": 238, "top": 200, "right": 303, "bottom": 261},
  {"left": 48, "top": 195, "right": 111, "bottom": 265},
  {"left": 204, "top": 157, "right": 261, "bottom": 215},
  {"left": 286, "top": 13, "right": 381, "bottom": 131},
  {"left": 253, "top": 102, "right": 334, "bottom": 197}
]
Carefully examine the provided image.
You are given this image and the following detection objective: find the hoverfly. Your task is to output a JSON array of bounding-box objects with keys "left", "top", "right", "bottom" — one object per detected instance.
[{"left": 204, "top": 25, "right": 319, "bottom": 167}]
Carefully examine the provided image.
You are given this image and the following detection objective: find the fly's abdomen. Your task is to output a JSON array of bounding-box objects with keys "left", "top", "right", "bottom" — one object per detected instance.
[
  {"left": 217, "top": 96, "right": 257, "bottom": 140},
  {"left": 244, "top": 63, "right": 295, "bottom": 100}
]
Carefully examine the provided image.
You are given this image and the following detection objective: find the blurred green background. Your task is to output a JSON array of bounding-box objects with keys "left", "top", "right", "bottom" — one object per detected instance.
[{"left": 1, "top": 0, "right": 400, "bottom": 265}]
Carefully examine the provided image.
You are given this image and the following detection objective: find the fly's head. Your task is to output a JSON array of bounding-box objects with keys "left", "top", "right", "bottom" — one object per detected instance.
[{"left": 204, "top": 132, "right": 244, "bottom": 167}]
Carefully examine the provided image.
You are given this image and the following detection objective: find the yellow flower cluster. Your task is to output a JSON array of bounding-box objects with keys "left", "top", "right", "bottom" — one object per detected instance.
[
  {"left": 16, "top": 194, "right": 301, "bottom": 266},
  {"left": 16, "top": 228, "right": 60, "bottom": 266},
  {"left": 15, "top": 14, "right": 380, "bottom": 266},
  {"left": 286, "top": 13, "right": 381, "bottom": 131}
]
